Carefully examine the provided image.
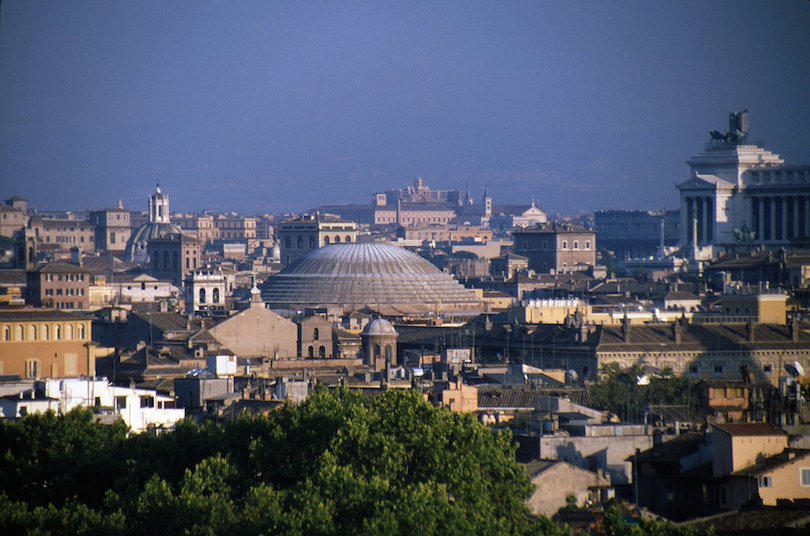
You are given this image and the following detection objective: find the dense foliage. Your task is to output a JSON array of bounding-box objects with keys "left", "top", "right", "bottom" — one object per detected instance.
[
  {"left": 587, "top": 363, "right": 696, "bottom": 422},
  {"left": 0, "top": 386, "right": 712, "bottom": 535},
  {"left": 0, "top": 387, "right": 537, "bottom": 535}
]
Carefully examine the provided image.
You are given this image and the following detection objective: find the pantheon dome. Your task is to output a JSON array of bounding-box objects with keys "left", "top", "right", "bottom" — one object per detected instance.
[{"left": 260, "top": 243, "right": 485, "bottom": 315}]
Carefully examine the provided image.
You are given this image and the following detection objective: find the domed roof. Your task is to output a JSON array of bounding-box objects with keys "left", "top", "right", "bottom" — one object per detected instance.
[
  {"left": 125, "top": 222, "right": 185, "bottom": 264},
  {"left": 260, "top": 243, "right": 484, "bottom": 314},
  {"left": 362, "top": 317, "right": 398, "bottom": 337}
]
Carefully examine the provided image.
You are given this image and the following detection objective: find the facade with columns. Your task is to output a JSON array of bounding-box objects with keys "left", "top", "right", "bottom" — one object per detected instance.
[{"left": 678, "top": 114, "right": 810, "bottom": 260}]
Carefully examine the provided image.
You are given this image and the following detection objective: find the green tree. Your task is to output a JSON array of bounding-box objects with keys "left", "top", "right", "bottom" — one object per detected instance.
[{"left": 0, "top": 387, "right": 576, "bottom": 535}]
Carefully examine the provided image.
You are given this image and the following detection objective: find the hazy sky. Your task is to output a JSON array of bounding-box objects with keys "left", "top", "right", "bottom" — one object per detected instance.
[{"left": 2, "top": 1, "right": 809, "bottom": 216}]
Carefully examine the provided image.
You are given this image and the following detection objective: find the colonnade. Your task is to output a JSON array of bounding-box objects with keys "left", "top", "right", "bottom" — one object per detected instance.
[
  {"left": 683, "top": 196, "right": 714, "bottom": 246},
  {"left": 750, "top": 195, "right": 810, "bottom": 243}
]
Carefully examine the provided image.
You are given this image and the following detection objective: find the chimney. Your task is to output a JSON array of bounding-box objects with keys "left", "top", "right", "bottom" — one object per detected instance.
[
  {"left": 673, "top": 320, "right": 682, "bottom": 345},
  {"left": 622, "top": 314, "right": 631, "bottom": 343},
  {"left": 747, "top": 318, "right": 755, "bottom": 343},
  {"left": 790, "top": 316, "right": 799, "bottom": 343}
]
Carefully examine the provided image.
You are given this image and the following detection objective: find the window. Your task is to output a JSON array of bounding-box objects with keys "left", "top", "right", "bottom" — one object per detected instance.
[
  {"left": 29, "top": 325, "right": 37, "bottom": 340},
  {"left": 3, "top": 326, "right": 9, "bottom": 341},
  {"left": 802, "top": 469, "right": 810, "bottom": 487},
  {"left": 139, "top": 396, "right": 154, "bottom": 408},
  {"left": 562, "top": 241, "right": 567, "bottom": 250},
  {"left": 308, "top": 346, "right": 314, "bottom": 358},
  {"left": 714, "top": 364, "right": 724, "bottom": 374},
  {"left": 66, "top": 324, "right": 73, "bottom": 340},
  {"left": 212, "top": 288, "right": 220, "bottom": 304},
  {"left": 585, "top": 241, "right": 591, "bottom": 249},
  {"left": 573, "top": 241, "right": 579, "bottom": 250},
  {"left": 345, "top": 236, "right": 352, "bottom": 243},
  {"left": 313, "top": 328, "right": 319, "bottom": 341},
  {"left": 55, "top": 324, "right": 62, "bottom": 340},
  {"left": 319, "top": 346, "right": 326, "bottom": 358},
  {"left": 334, "top": 236, "right": 341, "bottom": 243},
  {"left": 199, "top": 288, "right": 206, "bottom": 304},
  {"left": 759, "top": 476, "right": 772, "bottom": 488},
  {"left": 297, "top": 236, "right": 303, "bottom": 248},
  {"left": 689, "top": 364, "right": 698, "bottom": 374},
  {"left": 25, "top": 359, "right": 40, "bottom": 379},
  {"left": 764, "top": 364, "right": 773, "bottom": 373},
  {"left": 324, "top": 236, "right": 330, "bottom": 245}
]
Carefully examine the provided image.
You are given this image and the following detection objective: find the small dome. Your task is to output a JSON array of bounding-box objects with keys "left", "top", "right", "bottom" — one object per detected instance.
[{"left": 362, "top": 318, "right": 398, "bottom": 337}]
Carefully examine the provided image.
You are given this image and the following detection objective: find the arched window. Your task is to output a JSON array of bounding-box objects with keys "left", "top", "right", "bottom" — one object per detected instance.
[
  {"left": 313, "top": 328, "right": 319, "bottom": 341},
  {"left": 15, "top": 325, "right": 24, "bottom": 341},
  {"left": 29, "top": 325, "right": 37, "bottom": 341},
  {"left": 66, "top": 324, "right": 74, "bottom": 340},
  {"left": 55, "top": 324, "right": 62, "bottom": 340},
  {"left": 309, "top": 236, "right": 316, "bottom": 248},
  {"left": 42, "top": 325, "right": 49, "bottom": 340},
  {"left": 374, "top": 344, "right": 381, "bottom": 358},
  {"left": 384, "top": 345, "right": 392, "bottom": 361},
  {"left": 297, "top": 236, "right": 303, "bottom": 248},
  {"left": 173, "top": 251, "right": 179, "bottom": 269},
  {"left": 78, "top": 324, "right": 85, "bottom": 339},
  {"left": 212, "top": 288, "right": 220, "bottom": 304},
  {"left": 163, "top": 251, "right": 170, "bottom": 268},
  {"left": 324, "top": 236, "right": 330, "bottom": 245},
  {"left": 199, "top": 288, "right": 206, "bottom": 304},
  {"left": 319, "top": 346, "right": 326, "bottom": 358},
  {"left": 3, "top": 326, "right": 9, "bottom": 341},
  {"left": 345, "top": 236, "right": 352, "bottom": 243},
  {"left": 308, "top": 346, "right": 314, "bottom": 358},
  {"left": 334, "top": 236, "right": 341, "bottom": 243},
  {"left": 153, "top": 256, "right": 159, "bottom": 269}
]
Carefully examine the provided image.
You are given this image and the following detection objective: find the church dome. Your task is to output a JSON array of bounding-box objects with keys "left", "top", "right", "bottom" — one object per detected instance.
[
  {"left": 124, "top": 184, "right": 186, "bottom": 264},
  {"left": 125, "top": 222, "right": 185, "bottom": 264},
  {"left": 362, "top": 317, "right": 398, "bottom": 337},
  {"left": 260, "top": 243, "right": 484, "bottom": 315}
]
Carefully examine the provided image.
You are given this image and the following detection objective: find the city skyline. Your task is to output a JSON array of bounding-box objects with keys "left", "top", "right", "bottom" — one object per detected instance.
[{"left": 1, "top": 1, "right": 809, "bottom": 216}]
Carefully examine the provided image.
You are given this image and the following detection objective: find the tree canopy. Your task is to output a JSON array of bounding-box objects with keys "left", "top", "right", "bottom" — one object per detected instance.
[
  {"left": 1, "top": 387, "right": 539, "bottom": 536},
  {"left": 587, "top": 363, "right": 695, "bottom": 422},
  {"left": 0, "top": 386, "right": 713, "bottom": 535}
]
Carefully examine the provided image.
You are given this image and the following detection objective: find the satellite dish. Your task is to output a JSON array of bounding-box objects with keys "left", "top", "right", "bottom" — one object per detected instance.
[
  {"left": 785, "top": 361, "right": 804, "bottom": 378},
  {"left": 566, "top": 369, "right": 578, "bottom": 383}
]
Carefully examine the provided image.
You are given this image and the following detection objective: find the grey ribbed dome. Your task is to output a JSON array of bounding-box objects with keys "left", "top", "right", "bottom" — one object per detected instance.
[
  {"left": 260, "top": 243, "right": 483, "bottom": 314},
  {"left": 362, "top": 317, "right": 398, "bottom": 336}
]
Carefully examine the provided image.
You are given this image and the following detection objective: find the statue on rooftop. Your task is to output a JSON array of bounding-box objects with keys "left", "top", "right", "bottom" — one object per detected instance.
[{"left": 708, "top": 110, "right": 749, "bottom": 147}]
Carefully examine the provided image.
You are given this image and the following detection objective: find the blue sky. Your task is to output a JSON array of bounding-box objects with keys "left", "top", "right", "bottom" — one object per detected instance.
[{"left": 1, "top": 1, "right": 808, "bottom": 216}]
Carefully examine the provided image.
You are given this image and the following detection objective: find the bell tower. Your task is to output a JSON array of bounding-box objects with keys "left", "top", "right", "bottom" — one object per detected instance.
[{"left": 149, "top": 184, "right": 170, "bottom": 224}]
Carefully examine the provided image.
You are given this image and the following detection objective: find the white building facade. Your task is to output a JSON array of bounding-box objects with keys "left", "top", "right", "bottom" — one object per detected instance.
[{"left": 677, "top": 111, "right": 810, "bottom": 260}]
